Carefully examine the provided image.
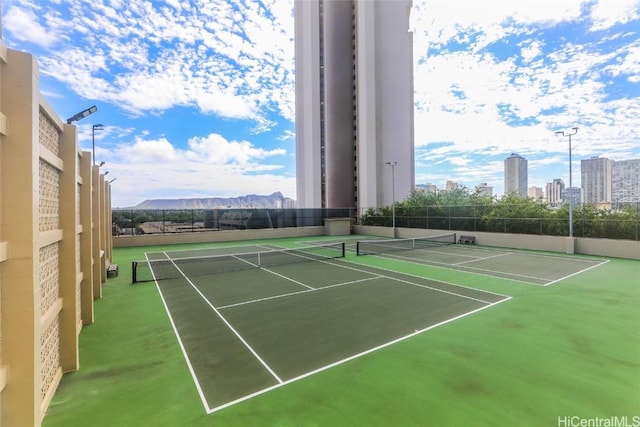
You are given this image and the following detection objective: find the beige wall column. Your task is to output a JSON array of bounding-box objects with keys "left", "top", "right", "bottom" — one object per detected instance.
[
  {"left": 58, "top": 119, "right": 80, "bottom": 372},
  {"left": 0, "top": 48, "right": 41, "bottom": 427},
  {"left": 0, "top": 38, "right": 9, "bottom": 420},
  {"left": 79, "top": 151, "right": 94, "bottom": 323},
  {"left": 91, "top": 166, "right": 102, "bottom": 297},
  {"left": 106, "top": 182, "right": 113, "bottom": 262},
  {"left": 99, "top": 174, "right": 106, "bottom": 282}
]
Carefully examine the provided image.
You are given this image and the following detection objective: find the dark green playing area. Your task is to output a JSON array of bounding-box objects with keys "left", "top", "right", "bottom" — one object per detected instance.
[{"left": 146, "top": 245, "right": 510, "bottom": 412}]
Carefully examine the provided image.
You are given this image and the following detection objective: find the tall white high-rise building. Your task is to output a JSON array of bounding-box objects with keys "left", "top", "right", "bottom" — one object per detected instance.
[
  {"left": 504, "top": 153, "right": 528, "bottom": 197},
  {"left": 294, "top": 0, "right": 415, "bottom": 209},
  {"left": 581, "top": 157, "right": 613, "bottom": 206}
]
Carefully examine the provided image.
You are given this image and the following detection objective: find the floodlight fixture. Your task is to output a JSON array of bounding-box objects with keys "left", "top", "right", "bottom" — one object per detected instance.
[
  {"left": 99, "top": 161, "right": 106, "bottom": 167},
  {"left": 66, "top": 105, "right": 97, "bottom": 124},
  {"left": 109, "top": 178, "right": 118, "bottom": 183}
]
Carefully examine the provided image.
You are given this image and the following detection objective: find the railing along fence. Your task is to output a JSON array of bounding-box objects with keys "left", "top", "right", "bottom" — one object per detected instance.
[
  {"left": 358, "top": 202, "right": 640, "bottom": 241},
  {"left": 112, "top": 208, "right": 357, "bottom": 236}
]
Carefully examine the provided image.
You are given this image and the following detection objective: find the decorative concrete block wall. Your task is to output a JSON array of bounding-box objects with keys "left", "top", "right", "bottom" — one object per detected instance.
[{"left": 0, "top": 41, "right": 112, "bottom": 426}]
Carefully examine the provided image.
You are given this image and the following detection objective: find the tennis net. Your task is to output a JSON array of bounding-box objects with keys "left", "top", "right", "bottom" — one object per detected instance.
[
  {"left": 356, "top": 233, "right": 457, "bottom": 256},
  {"left": 132, "top": 242, "right": 345, "bottom": 283}
]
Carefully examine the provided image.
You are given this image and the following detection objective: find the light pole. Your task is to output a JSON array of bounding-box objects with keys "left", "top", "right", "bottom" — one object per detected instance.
[
  {"left": 385, "top": 161, "right": 397, "bottom": 235},
  {"left": 555, "top": 127, "right": 579, "bottom": 238},
  {"left": 92, "top": 124, "right": 104, "bottom": 166}
]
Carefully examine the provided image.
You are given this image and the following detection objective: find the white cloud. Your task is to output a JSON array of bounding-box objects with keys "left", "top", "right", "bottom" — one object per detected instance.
[
  {"left": 101, "top": 132, "right": 291, "bottom": 206},
  {"left": 590, "top": 0, "right": 640, "bottom": 30},
  {"left": 3, "top": 5, "right": 57, "bottom": 48},
  {"left": 186, "top": 134, "right": 286, "bottom": 164},
  {"left": 6, "top": 0, "right": 295, "bottom": 128}
]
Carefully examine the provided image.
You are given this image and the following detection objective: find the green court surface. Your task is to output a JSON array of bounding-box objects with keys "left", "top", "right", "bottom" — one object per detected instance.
[
  {"left": 43, "top": 236, "right": 640, "bottom": 427},
  {"left": 148, "top": 247, "right": 509, "bottom": 412}
]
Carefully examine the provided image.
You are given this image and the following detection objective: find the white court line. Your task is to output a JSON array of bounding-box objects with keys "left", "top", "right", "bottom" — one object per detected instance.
[
  {"left": 216, "top": 276, "right": 382, "bottom": 310},
  {"left": 385, "top": 275, "right": 498, "bottom": 304},
  {"left": 413, "top": 247, "right": 487, "bottom": 260},
  {"left": 339, "top": 257, "right": 513, "bottom": 299},
  {"left": 454, "top": 251, "right": 512, "bottom": 265},
  {"left": 374, "top": 252, "right": 549, "bottom": 285},
  {"left": 260, "top": 267, "right": 316, "bottom": 290},
  {"left": 165, "top": 253, "right": 284, "bottom": 385},
  {"left": 543, "top": 259, "right": 610, "bottom": 286},
  {"left": 148, "top": 252, "right": 212, "bottom": 413},
  {"left": 206, "top": 295, "right": 512, "bottom": 414}
]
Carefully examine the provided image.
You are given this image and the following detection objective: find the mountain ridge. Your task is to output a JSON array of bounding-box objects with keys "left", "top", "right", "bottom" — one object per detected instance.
[{"left": 124, "top": 192, "right": 293, "bottom": 209}]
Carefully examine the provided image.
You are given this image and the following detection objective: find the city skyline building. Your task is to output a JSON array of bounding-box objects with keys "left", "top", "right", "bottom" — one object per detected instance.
[
  {"left": 476, "top": 183, "right": 493, "bottom": 198},
  {"left": 504, "top": 153, "right": 528, "bottom": 197},
  {"left": 416, "top": 183, "right": 438, "bottom": 194},
  {"left": 612, "top": 159, "right": 640, "bottom": 203},
  {"left": 581, "top": 156, "right": 613, "bottom": 206},
  {"left": 528, "top": 186, "right": 544, "bottom": 201},
  {"left": 562, "top": 187, "right": 582, "bottom": 207},
  {"left": 445, "top": 180, "right": 460, "bottom": 192},
  {"left": 546, "top": 178, "right": 565, "bottom": 208},
  {"left": 294, "top": 0, "right": 415, "bottom": 209}
]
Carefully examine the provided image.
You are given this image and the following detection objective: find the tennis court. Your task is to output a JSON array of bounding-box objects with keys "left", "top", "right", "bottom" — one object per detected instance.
[
  {"left": 135, "top": 243, "right": 510, "bottom": 413},
  {"left": 356, "top": 235, "right": 609, "bottom": 286}
]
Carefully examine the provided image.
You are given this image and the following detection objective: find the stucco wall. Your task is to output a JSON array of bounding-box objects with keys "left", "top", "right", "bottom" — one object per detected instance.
[{"left": 353, "top": 225, "right": 640, "bottom": 260}]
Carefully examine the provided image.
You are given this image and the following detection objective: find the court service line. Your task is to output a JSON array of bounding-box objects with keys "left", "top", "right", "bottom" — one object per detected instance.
[
  {"left": 147, "top": 253, "right": 212, "bottom": 413},
  {"left": 379, "top": 252, "right": 550, "bottom": 284},
  {"left": 387, "top": 275, "right": 498, "bottom": 304},
  {"left": 341, "top": 258, "right": 514, "bottom": 298},
  {"left": 206, "top": 295, "right": 512, "bottom": 414},
  {"left": 228, "top": 254, "right": 316, "bottom": 290},
  {"left": 216, "top": 276, "right": 382, "bottom": 310},
  {"left": 333, "top": 258, "right": 507, "bottom": 303},
  {"left": 543, "top": 259, "right": 610, "bottom": 286},
  {"left": 164, "top": 252, "right": 285, "bottom": 385},
  {"left": 260, "top": 267, "right": 316, "bottom": 290},
  {"left": 414, "top": 247, "right": 487, "bottom": 260},
  {"left": 454, "top": 251, "right": 512, "bottom": 265}
]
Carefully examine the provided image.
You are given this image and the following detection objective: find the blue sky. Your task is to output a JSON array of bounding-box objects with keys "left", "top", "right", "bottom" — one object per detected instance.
[{"left": 2, "top": 0, "right": 639, "bottom": 207}]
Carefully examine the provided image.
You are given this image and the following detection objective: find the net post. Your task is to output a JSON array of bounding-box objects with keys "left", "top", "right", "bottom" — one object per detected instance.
[
  {"left": 132, "top": 261, "right": 137, "bottom": 283},
  {"left": 341, "top": 242, "right": 345, "bottom": 258},
  {"left": 356, "top": 241, "right": 360, "bottom": 256}
]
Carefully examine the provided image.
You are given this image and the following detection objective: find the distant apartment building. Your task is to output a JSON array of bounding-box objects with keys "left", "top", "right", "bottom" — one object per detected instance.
[
  {"left": 294, "top": 0, "right": 415, "bottom": 209},
  {"left": 528, "top": 186, "right": 544, "bottom": 201},
  {"left": 546, "top": 179, "right": 565, "bottom": 208},
  {"left": 476, "top": 183, "right": 493, "bottom": 198},
  {"left": 445, "top": 180, "right": 459, "bottom": 191},
  {"left": 504, "top": 153, "right": 528, "bottom": 197},
  {"left": 581, "top": 157, "right": 613, "bottom": 206},
  {"left": 611, "top": 159, "right": 640, "bottom": 203},
  {"left": 416, "top": 183, "right": 438, "bottom": 194},
  {"left": 563, "top": 187, "right": 582, "bottom": 207}
]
